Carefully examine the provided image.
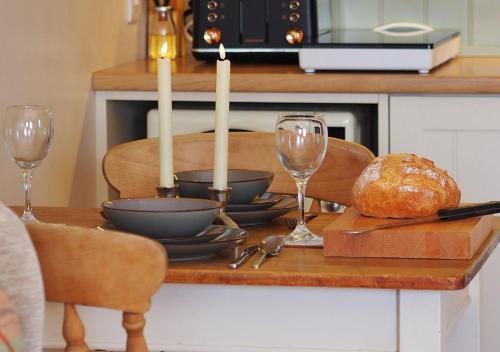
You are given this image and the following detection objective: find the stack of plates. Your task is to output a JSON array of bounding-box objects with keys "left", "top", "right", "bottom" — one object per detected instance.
[
  {"left": 177, "top": 169, "right": 297, "bottom": 226},
  {"left": 101, "top": 197, "right": 248, "bottom": 261},
  {"left": 226, "top": 192, "right": 297, "bottom": 226}
]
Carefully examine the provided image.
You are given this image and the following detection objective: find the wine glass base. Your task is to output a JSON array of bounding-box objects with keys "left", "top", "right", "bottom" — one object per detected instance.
[
  {"left": 20, "top": 212, "right": 39, "bottom": 223},
  {"left": 283, "top": 226, "right": 323, "bottom": 247}
]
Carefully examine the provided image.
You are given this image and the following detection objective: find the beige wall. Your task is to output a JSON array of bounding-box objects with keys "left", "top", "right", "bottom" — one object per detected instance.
[{"left": 0, "top": 1, "right": 147, "bottom": 207}]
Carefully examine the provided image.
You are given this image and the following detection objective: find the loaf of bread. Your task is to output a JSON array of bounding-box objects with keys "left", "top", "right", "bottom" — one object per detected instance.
[{"left": 351, "top": 153, "right": 461, "bottom": 218}]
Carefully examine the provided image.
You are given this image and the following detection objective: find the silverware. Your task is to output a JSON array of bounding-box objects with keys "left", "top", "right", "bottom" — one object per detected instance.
[
  {"left": 285, "top": 213, "right": 318, "bottom": 230},
  {"left": 228, "top": 244, "right": 260, "bottom": 269},
  {"left": 252, "top": 235, "right": 284, "bottom": 269},
  {"left": 344, "top": 201, "right": 500, "bottom": 235}
]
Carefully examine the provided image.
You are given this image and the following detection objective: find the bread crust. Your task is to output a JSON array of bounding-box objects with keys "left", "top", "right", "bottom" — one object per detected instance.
[{"left": 351, "top": 153, "right": 461, "bottom": 218}]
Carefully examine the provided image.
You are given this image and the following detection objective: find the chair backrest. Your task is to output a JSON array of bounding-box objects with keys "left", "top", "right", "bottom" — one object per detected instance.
[
  {"left": 103, "top": 132, "right": 375, "bottom": 206},
  {"left": 25, "top": 222, "right": 167, "bottom": 352}
]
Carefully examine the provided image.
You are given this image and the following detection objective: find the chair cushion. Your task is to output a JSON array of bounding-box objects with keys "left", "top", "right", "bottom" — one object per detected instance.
[
  {"left": 0, "top": 203, "right": 44, "bottom": 352},
  {"left": 0, "top": 288, "right": 23, "bottom": 351}
]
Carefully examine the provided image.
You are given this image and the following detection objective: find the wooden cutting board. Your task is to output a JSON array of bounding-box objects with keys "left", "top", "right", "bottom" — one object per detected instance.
[{"left": 323, "top": 208, "right": 494, "bottom": 259}]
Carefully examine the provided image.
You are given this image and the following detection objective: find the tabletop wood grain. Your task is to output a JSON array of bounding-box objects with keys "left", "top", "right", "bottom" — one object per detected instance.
[
  {"left": 92, "top": 56, "right": 500, "bottom": 94},
  {"left": 14, "top": 206, "right": 499, "bottom": 291}
]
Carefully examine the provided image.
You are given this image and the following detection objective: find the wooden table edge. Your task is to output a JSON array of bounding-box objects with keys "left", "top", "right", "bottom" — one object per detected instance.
[
  {"left": 165, "top": 231, "right": 500, "bottom": 291},
  {"left": 11, "top": 206, "right": 499, "bottom": 291}
]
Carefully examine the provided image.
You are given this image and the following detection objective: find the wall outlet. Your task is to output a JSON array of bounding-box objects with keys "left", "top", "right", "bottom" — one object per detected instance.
[{"left": 127, "top": 0, "right": 140, "bottom": 24}]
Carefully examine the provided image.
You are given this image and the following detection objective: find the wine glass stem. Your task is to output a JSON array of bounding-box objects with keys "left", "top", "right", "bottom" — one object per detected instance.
[
  {"left": 296, "top": 178, "right": 308, "bottom": 226},
  {"left": 22, "top": 170, "right": 33, "bottom": 217}
]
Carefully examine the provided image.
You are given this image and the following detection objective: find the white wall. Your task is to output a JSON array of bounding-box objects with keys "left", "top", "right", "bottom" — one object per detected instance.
[
  {"left": 0, "top": 0, "right": 147, "bottom": 207},
  {"left": 330, "top": 0, "right": 500, "bottom": 55}
]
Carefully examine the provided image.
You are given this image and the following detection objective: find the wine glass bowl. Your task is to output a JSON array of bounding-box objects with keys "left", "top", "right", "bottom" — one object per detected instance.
[
  {"left": 275, "top": 113, "right": 327, "bottom": 246},
  {"left": 3, "top": 105, "right": 54, "bottom": 222}
]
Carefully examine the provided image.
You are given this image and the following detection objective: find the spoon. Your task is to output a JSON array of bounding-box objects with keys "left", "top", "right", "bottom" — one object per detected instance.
[{"left": 252, "top": 235, "right": 284, "bottom": 269}]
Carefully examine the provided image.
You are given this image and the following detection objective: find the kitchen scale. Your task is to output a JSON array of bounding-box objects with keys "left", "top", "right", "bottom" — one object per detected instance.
[{"left": 299, "top": 24, "right": 460, "bottom": 74}]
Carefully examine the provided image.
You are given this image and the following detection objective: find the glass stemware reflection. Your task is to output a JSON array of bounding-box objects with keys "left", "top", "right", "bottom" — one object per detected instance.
[
  {"left": 3, "top": 105, "right": 54, "bottom": 222},
  {"left": 275, "top": 113, "right": 328, "bottom": 245}
]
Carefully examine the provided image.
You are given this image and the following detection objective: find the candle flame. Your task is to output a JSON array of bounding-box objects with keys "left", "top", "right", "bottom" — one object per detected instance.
[
  {"left": 219, "top": 44, "right": 226, "bottom": 60},
  {"left": 160, "top": 42, "right": 168, "bottom": 58}
]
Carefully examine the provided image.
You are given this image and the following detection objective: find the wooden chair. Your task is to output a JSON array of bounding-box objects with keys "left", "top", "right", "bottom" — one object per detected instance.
[
  {"left": 25, "top": 222, "right": 167, "bottom": 352},
  {"left": 102, "top": 132, "right": 375, "bottom": 209}
]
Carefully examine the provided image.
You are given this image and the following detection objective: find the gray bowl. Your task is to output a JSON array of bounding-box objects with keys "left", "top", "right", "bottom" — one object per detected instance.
[
  {"left": 101, "top": 197, "right": 220, "bottom": 238},
  {"left": 176, "top": 169, "right": 274, "bottom": 204}
]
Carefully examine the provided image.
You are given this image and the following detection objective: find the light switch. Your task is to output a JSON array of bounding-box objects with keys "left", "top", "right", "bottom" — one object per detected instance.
[{"left": 127, "top": 0, "right": 140, "bottom": 24}]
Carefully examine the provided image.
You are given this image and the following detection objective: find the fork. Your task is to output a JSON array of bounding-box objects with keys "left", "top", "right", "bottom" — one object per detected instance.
[{"left": 285, "top": 213, "right": 318, "bottom": 230}]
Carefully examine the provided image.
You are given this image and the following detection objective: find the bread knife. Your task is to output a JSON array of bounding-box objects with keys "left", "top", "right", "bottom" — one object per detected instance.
[{"left": 344, "top": 201, "right": 500, "bottom": 235}]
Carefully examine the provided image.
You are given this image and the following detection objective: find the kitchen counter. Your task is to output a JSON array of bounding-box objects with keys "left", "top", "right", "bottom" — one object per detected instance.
[
  {"left": 88, "top": 56, "right": 500, "bottom": 352},
  {"left": 93, "top": 56, "right": 500, "bottom": 94}
]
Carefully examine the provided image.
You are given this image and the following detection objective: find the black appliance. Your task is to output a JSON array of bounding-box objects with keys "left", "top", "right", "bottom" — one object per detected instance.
[{"left": 192, "top": 0, "right": 317, "bottom": 62}]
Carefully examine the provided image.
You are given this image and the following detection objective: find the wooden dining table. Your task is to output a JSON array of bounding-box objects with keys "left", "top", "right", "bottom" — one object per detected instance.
[
  {"left": 16, "top": 206, "right": 500, "bottom": 352},
  {"left": 14, "top": 206, "right": 499, "bottom": 291}
]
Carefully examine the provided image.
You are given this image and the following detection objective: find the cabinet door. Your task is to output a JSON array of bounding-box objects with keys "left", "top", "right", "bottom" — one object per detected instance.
[
  {"left": 391, "top": 95, "right": 500, "bottom": 352},
  {"left": 390, "top": 95, "right": 500, "bottom": 203}
]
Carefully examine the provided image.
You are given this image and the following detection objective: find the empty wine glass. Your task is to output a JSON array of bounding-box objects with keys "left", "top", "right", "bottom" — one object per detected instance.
[
  {"left": 275, "top": 113, "right": 328, "bottom": 246},
  {"left": 3, "top": 105, "right": 54, "bottom": 222}
]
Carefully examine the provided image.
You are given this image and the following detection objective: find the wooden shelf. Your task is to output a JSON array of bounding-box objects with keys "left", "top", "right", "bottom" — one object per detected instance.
[
  {"left": 14, "top": 206, "right": 500, "bottom": 291},
  {"left": 93, "top": 56, "right": 500, "bottom": 94}
]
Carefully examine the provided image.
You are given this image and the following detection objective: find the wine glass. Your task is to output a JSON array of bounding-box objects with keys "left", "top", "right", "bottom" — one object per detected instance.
[
  {"left": 3, "top": 105, "right": 54, "bottom": 222},
  {"left": 275, "top": 113, "right": 328, "bottom": 246}
]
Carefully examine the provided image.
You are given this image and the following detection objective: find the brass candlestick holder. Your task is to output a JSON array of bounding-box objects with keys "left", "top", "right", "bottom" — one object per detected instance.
[
  {"left": 156, "top": 184, "right": 179, "bottom": 198},
  {"left": 208, "top": 187, "right": 239, "bottom": 228}
]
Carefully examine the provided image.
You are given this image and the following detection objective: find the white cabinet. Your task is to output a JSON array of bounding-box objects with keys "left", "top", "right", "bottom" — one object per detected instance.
[
  {"left": 390, "top": 95, "right": 500, "bottom": 352},
  {"left": 390, "top": 95, "right": 500, "bottom": 202}
]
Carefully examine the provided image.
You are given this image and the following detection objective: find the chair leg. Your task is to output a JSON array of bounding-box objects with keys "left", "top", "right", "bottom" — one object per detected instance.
[
  {"left": 63, "top": 304, "right": 88, "bottom": 352},
  {"left": 122, "top": 312, "right": 147, "bottom": 352}
]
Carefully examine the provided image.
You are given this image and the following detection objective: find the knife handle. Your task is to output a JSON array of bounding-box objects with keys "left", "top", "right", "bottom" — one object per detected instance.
[
  {"left": 252, "top": 251, "right": 268, "bottom": 269},
  {"left": 228, "top": 245, "right": 258, "bottom": 269},
  {"left": 438, "top": 201, "right": 500, "bottom": 220}
]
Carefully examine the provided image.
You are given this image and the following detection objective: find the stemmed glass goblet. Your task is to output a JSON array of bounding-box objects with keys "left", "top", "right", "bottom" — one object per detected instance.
[
  {"left": 275, "top": 113, "right": 328, "bottom": 246},
  {"left": 3, "top": 105, "right": 54, "bottom": 222}
]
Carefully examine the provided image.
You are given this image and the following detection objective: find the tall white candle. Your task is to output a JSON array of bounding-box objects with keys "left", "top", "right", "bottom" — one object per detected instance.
[
  {"left": 213, "top": 44, "right": 231, "bottom": 190},
  {"left": 157, "top": 42, "right": 174, "bottom": 187}
]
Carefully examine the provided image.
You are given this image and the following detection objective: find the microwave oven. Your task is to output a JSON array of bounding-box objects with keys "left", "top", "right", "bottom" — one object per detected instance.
[{"left": 146, "top": 106, "right": 367, "bottom": 145}]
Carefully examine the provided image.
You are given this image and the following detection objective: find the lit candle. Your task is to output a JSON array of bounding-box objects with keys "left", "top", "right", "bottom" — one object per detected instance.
[
  {"left": 157, "top": 42, "right": 174, "bottom": 187},
  {"left": 213, "top": 44, "right": 231, "bottom": 190}
]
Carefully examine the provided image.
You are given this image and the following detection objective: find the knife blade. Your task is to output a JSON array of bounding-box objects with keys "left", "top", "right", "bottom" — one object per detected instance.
[{"left": 344, "top": 201, "right": 500, "bottom": 235}]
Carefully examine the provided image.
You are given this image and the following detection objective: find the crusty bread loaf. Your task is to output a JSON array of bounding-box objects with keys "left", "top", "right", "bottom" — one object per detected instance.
[{"left": 351, "top": 153, "right": 461, "bottom": 218}]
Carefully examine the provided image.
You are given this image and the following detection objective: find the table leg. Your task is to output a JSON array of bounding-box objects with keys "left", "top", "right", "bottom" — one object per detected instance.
[{"left": 399, "top": 277, "right": 479, "bottom": 352}]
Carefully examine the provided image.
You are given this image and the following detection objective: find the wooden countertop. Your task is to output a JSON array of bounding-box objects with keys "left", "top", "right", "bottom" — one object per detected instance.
[
  {"left": 16, "top": 206, "right": 500, "bottom": 291},
  {"left": 93, "top": 56, "right": 500, "bottom": 94}
]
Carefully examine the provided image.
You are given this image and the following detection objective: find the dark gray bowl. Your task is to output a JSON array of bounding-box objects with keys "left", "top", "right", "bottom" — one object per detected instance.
[
  {"left": 101, "top": 197, "right": 220, "bottom": 238},
  {"left": 176, "top": 169, "right": 274, "bottom": 204}
]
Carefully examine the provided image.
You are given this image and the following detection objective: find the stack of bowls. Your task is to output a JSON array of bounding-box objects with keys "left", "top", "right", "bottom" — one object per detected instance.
[
  {"left": 101, "top": 197, "right": 247, "bottom": 261},
  {"left": 176, "top": 169, "right": 297, "bottom": 226}
]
